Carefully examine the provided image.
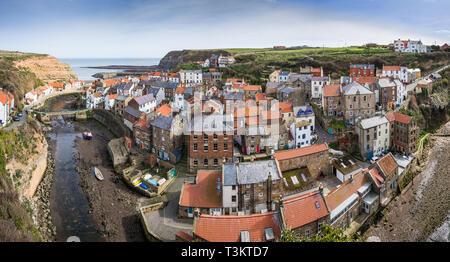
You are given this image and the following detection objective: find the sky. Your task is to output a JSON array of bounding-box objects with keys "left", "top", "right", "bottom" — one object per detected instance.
[{"left": 0, "top": 0, "right": 449, "bottom": 58}]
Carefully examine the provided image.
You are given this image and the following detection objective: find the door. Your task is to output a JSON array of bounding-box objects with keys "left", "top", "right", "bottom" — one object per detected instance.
[{"left": 188, "top": 207, "right": 193, "bottom": 218}]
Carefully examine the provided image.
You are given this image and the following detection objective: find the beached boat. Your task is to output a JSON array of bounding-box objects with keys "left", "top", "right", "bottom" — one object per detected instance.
[
  {"left": 93, "top": 167, "right": 104, "bottom": 181},
  {"left": 83, "top": 132, "right": 93, "bottom": 140}
]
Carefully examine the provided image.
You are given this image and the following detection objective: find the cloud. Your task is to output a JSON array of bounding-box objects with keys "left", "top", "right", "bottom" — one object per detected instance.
[{"left": 1, "top": 0, "right": 448, "bottom": 58}]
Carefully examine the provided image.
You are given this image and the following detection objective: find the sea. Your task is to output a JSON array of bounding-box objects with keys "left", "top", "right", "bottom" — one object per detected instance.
[{"left": 58, "top": 58, "right": 161, "bottom": 81}]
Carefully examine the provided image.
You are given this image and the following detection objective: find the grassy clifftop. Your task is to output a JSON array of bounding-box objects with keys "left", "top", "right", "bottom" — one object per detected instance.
[
  {"left": 0, "top": 51, "right": 45, "bottom": 109},
  {"left": 161, "top": 46, "right": 450, "bottom": 85}
]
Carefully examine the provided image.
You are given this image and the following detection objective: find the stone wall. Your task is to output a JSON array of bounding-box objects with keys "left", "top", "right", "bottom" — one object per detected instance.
[
  {"left": 277, "top": 151, "right": 331, "bottom": 179},
  {"left": 92, "top": 108, "right": 132, "bottom": 138}
]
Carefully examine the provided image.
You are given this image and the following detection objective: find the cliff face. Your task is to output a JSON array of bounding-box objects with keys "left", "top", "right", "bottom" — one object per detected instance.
[
  {"left": 14, "top": 55, "right": 77, "bottom": 83},
  {"left": 158, "top": 49, "right": 230, "bottom": 70}
]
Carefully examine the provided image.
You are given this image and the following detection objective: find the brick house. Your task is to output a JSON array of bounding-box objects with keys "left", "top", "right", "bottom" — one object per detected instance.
[
  {"left": 133, "top": 118, "right": 152, "bottom": 151},
  {"left": 151, "top": 115, "right": 184, "bottom": 164},
  {"left": 280, "top": 189, "right": 329, "bottom": 239},
  {"left": 349, "top": 64, "right": 375, "bottom": 78},
  {"left": 232, "top": 159, "right": 283, "bottom": 214},
  {"left": 123, "top": 105, "right": 144, "bottom": 130},
  {"left": 366, "top": 153, "right": 399, "bottom": 206},
  {"left": 322, "top": 85, "right": 343, "bottom": 117},
  {"left": 187, "top": 114, "right": 234, "bottom": 173},
  {"left": 385, "top": 112, "right": 419, "bottom": 155},
  {"left": 342, "top": 81, "right": 375, "bottom": 125},
  {"left": 178, "top": 170, "right": 223, "bottom": 218},
  {"left": 242, "top": 85, "right": 262, "bottom": 99},
  {"left": 274, "top": 143, "right": 331, "bottom": 179},
  {"left": 324, "top": 172, "right": 377, "bottom": 229},
  {"left": 113, "top": 95, "right": 132, "bottom": 117},
  {"left": 355, "top": 115, "right": 390, "bottom": 160}
]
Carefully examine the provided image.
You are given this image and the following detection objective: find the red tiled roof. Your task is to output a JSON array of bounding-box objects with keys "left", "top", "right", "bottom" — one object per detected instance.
[
  {"left": 383, "top": 66, "right": 401, "bottom": 71},
  {"left": 385, "top": 112, "right": 395, "bottom": 122},
  {"left": 108, "top": 94, "right": 119, "bottom": 100},
  {"left": 323, "top": 85, "right": 341, "bottom": 97},
  {"left": 376, "top": 153, "right": 398, "bottom": 178},
  {"left": 234, "top": 106, "right": 259, "bottom": 118},
  {"left": 175, "top": 87, "right": 185, "bottom": 94},
  {"left": 49, "top": 83, "right": 64, "bottom": 88},
  {"left": 278, "top": 101, "right": 293, "bottom": 113},
  {"left": 0, "top": 91, "right": 9, "bottom": 104},
  {"left": 194, "top": 212, "right": 281, "bottom": 242},
  {"left": 179, "top": 171, "right": 222, "bottom": 208},
  {"left": 282, "top": 190, "right": 329, "bottom": 229},
  {"left": 366, "top": 168, "right": 384, "bottom": 188},
  {"left": 156, "top": 104, "right": 172, "bottom": 117},
  {"left": 325, "top": 172, "right": 368, "bottom": 211},
  {"left": 353, "top": 76, "right": 375, "bottom": 84},
  {"left": 243, "top": 85, "right": 261, "bottom": 92},
  {"left": 274, "top": 144, "right": 328, "bottom": 161},
  {"left": 311, "top": 67, "right": 321, "bottom": 73},
  {"left": 393, "top": 112, "right": 412, "bottom": 124}
]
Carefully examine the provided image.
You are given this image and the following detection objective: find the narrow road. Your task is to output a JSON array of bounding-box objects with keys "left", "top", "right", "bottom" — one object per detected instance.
[{"left": 3, "top": 111, "right": 27, "bottom": 131}]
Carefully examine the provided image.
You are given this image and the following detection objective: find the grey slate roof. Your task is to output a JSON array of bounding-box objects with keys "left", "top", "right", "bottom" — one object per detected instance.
[
  {"left": 266, "top": 82, "right": 281, "bottom": 89},
  {"left": 150, "top": 81, "right": 178, "bottom": 89},
  {"left": 278, "top": 86, "right": 295, "bottom": 94},
  {"left": 224, "top": 92, "right": 244, "bottom": 100},
  {"left": 223, "top": 163, "right": 237, "bottom": 186},
  {"left": 134, "top": 94, "right": 155, "bottom": 105},
  {"left": 359, "top": 115, "right": 389, "bottom": 129},
  {"left": 116, "top": 95, "right": 128, "bottom": 101},
  {"left": 350, "top": 64, "right": 375, "bottom": 69},
  {"left": 342, "top": 81, "right": 373, "bottom": 95},
  {"left": 279, "top": 71, "right": 291, "bottom": 76},
  {"left": 151, "top": 115, "right": 173, "bottom": 130},
  {"left": 236, "top": 160, "right": 281, "bottom": 185},
  {"left": 124, "top": 106, "right": 142, "bottom": 118},
  {"left": 312, "top": 76, "right": 329, "bottom": 82},
  {"left": 189, "top": 114, "right": 234, "bottom": 133},
  {"left": 147, "top": 88, "right": 161, "bottom": 97}
]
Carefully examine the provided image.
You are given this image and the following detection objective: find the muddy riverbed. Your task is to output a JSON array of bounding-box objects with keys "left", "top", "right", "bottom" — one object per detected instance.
[{"left": 47, "top": 116, "right": 145, "bottom": 242}]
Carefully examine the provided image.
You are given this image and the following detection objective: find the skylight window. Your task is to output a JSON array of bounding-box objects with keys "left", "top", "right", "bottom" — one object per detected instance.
[{"left": 315, "top": 201, "right": 320, "bottom": 209}]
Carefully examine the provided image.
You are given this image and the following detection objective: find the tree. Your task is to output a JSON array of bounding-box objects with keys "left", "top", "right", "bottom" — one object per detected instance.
[{"left": 280, "top": 224, "right": 363, "bottom": 242}]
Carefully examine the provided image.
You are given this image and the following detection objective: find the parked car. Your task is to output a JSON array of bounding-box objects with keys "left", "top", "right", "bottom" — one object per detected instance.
[
  {"left": 18, "top": 112, "right": 23, "bottom": 117},
  {"left": 13, "top": 116, "right": 20, "bottom": 121}
]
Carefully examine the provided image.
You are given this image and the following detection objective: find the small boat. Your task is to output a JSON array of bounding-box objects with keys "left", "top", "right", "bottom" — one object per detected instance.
[
  {"left": 83, "top": 132, "right": 93, "bottom": 140},
  {"left": 93, "top": 167, "right": 104, "bottom": 181}
]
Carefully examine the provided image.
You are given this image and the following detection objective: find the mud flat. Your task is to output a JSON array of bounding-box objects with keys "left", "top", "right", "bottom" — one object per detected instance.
[
  {"left": 366, "top": 120, "right": 450, "bottom": 241},
  {"left": 73, "top": 119, "right": 146, "bottom": 242}
]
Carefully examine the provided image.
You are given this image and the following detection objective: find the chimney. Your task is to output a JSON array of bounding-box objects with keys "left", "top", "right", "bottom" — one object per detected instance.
[
  {"left": 267, "top": 172, "right": 273, "bottom": 211},
  {"left": 319, "top": 183, "right": 324, "bottom": 194}
]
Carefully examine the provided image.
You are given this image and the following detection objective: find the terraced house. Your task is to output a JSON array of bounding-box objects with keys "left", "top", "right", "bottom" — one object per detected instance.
[
  {"left": 280, "top": 189, "right": 329, "bottom": 238},
  {"left": 342, "top": 81, "right": 375, "bottom": 125},
  {"left": 151, "top": 115, "right": 184, "bottom": 164},
  {"left": 385, "top": 112, "right": 419, "bottom": 155},
  {"left": 355, "top": 115, "right": 390, "bottom": 160},
  {"left": 187, "top": 114, "right": 234, "bottom": 173}
]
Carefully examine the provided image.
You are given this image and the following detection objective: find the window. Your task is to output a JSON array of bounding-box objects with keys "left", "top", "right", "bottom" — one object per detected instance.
[
  {"left": 193, "top": 135, "right": 198, "bottom": 140},
  {"left": 214, "top": 158, "right": 218, "bottom": 166},
  {"left": 318, "top": 222, "right": 323, "bottom": 233},
  {"left": 232, "top": 185, "right": 236, "bottom": 190},
  {"left": 213, "top": 134, "right": 218, "bottom": 139},
  {"left": 204, "top": 159, "right": 208, "bottom": 166},
  {"left": 305, "top": 229, "right": 311, "bottom": 239},
  {"left": 244, "top": 194, "right": 250, "bottom": 200},
  {"left": 224, "top": 143, "right": 228, "bottom": 151},
  {"left": 258, "top": 192, "right": 264, "bottom": 198},
  {"left": 204, "top": 145, "right": 208, "bottom": 151},
  {"left": 246, "top": 184, "right": 251, "bottom": 188},
  {"left": 258, "top": 182, "right": 263, "bottom": 187},
  {"left": 193, "top": 144, "right": 198, "bottom": 151},
  {"left": 231, "top": 195, "right": 236, "bottom": 202},
  {"left": 214, "top": 144, "right": 218, "bottom": 151}
]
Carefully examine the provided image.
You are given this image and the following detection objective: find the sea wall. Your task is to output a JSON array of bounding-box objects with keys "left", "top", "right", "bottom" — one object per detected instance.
[{"left": 91, "top": 108, "right": 132, "bottom": 138}]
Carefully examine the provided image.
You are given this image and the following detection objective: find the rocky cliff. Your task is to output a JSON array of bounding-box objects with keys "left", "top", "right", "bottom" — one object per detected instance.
[
  {"left": 14, "top": 55, "right": 77, "bottom": 83},
  {"left": 158, "top": 49, "right": 230, "bottom": 70}
]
